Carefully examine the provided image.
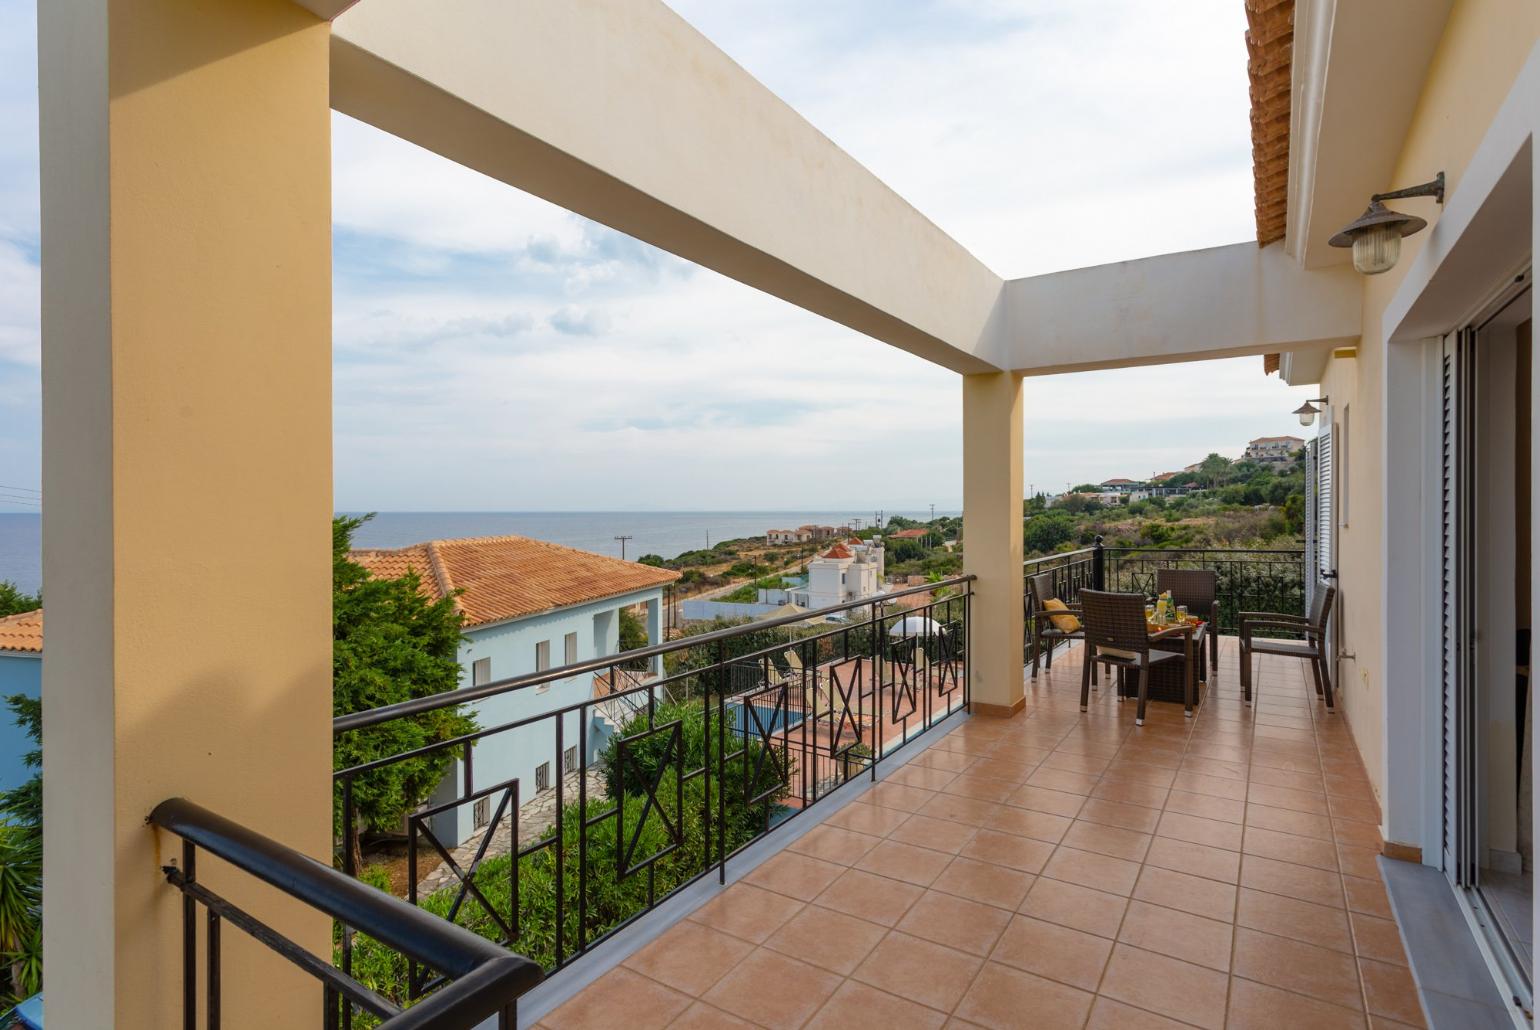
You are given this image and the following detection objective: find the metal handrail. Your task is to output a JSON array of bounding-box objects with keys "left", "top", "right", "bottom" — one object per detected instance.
[
  {"left": 335, "top": 574, "right": 976, "bottom": 734},
  {"left": 149, "top": 798, "right": 543, "bottom": 1029}
]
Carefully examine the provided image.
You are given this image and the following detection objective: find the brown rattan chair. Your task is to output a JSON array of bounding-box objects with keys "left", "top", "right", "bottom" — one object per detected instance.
[
  {"left": 1156, "top": 568, "right": 1220, "bottom": 673},
  {"left": 1079, "top": 589, "right": 1185, "bottom": 726},
  {"left": 1028, "top": 571, "right": 1094, "bottom": 685},
  {"left": 1239, "top": 583, "right": 1337, "bottom": 710}
]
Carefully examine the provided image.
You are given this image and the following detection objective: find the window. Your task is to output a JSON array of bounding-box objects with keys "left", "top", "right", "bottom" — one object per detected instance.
[
  {"left": 471, "top": 657, "right": 491, "bottom": 687},
  {"left": 535, "top": 762, "right": 552, "bottom": 792},
  {"left": 472, "top": 796, "right": 490, "bottom": 829},
  {"left": 535, "top": 640, "right": 551, "bottom": 671},
  {"left": 564, "top": 631, "right": 578, "bottom": 665},
  {"left": 563, "top": 746, "right": 578, "bottom": 774}
]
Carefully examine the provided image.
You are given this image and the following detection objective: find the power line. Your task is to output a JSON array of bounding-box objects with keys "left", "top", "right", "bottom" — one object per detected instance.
[
  {"left": 0, "top": 484, "right": 39, "bottom": 495},
  {"left": 614, "top": 535, "right": 633, "bottom": 560}
]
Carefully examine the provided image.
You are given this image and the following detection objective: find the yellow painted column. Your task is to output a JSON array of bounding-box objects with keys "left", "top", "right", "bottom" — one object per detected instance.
[
  {"left": 39, "top": 1, "right": 332, "bottom": 1026},
  {"left": 962, "top": 372, "right": 1026, "bottom": 715}
]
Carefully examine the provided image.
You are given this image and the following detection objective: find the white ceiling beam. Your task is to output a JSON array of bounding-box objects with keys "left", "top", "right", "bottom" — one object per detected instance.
[{"left": 1002, "top": 242, "right": 1361, "bottom": 375}]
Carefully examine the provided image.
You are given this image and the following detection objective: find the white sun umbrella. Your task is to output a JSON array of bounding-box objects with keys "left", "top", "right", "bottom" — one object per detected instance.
[{"left": 888, "top": 615, "right": 944, "bottom": 637}]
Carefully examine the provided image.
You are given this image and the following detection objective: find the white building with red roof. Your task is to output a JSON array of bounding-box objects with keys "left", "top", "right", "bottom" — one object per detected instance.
[{"left": 799, "top": 537, "right": 886, "bottom": 611}]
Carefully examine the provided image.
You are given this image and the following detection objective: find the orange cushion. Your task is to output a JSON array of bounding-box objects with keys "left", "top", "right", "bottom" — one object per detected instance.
[{"left": 1042, "top": 598, "right": 1082, "bottom": 633}]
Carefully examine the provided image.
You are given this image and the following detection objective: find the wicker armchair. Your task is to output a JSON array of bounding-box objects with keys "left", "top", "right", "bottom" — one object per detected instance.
[
  {"left": 1028, "top": 571, "right": 1094, "bottom": 685},
  {"left": 1156, "top": 569, "right": 1220, "bottom": 673},
  {"left": 1079, "top": 589, "right": 1185, "bottom": 726},
  {"left": 1239, "top": 583, "right": 1337, "bottom": 710}
]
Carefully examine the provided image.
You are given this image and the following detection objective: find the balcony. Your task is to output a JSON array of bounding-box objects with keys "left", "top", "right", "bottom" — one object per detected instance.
[{"left": 535, "top": 633, "right": 1418, "bottom": 1029}]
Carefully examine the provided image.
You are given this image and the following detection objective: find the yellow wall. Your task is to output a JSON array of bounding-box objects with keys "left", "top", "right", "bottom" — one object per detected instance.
[
  {"left": 41, "top": 1, "right": 333, "bottom": 1026},
  {"left": 1321, "top": 0, "right": 1539, "bottom": 832},
  {"left": 962, "top": 373, "right": 1026, "bottom": 714}
]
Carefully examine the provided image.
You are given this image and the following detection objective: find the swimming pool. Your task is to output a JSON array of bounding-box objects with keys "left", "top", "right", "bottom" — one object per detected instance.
[{"left": 727, "top": 700, "right": 805, "bottom": 735}]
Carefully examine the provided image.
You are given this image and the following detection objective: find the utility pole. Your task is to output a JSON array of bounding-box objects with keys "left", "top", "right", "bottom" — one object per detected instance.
[
  {"left": 929, "top": 503, "right": 935, "bottom": 521},
  {"left": 614, "top": 535, "right": 633, "bottom": 560}
]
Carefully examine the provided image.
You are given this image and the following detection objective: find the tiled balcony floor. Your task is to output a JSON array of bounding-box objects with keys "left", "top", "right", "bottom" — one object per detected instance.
[{"left": 539, "top": 639, "right": 1427, "bottom": 1029}]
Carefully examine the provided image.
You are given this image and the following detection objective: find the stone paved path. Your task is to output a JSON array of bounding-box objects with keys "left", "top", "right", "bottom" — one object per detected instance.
[{"left": 416, "top": 768, "right": 608, "bottom": 896}]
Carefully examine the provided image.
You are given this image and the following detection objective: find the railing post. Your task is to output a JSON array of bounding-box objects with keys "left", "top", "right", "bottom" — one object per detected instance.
[{"left": 1092, "top": 536, "right": 1106, "bottom": 591}]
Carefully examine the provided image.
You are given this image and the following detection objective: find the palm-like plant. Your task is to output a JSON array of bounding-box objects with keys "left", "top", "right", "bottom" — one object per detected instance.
[{"left": 0, "top": 693, "right": 42, "bottom": 1012}]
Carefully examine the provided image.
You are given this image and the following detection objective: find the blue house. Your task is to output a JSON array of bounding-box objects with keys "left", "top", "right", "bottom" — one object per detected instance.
[
  {"left": 350, "top": 536, "right": 678, "bottom": 847},
  {"left": 0, "top": 610, "right": 42, "bottom": 795}
]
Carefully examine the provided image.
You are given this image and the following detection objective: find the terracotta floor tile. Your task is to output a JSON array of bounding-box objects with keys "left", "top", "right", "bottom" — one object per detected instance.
[
  {"left": 959, "top": 828, "right": 1056, "bottom": 873},
  {"left": 1330, "top": 796, "right": 1382, "bottom": 825},
  {"left": 814, "top": 868, "right": 925, "bottom": 927},
  {"left": 953, "top": 962, "right": 1095, "bottom": 1030},
  {"left": 1060, "top": 819, "right": 1153, "bottom": 862},
  {"left": 852, "top": 931, "right": 984, "bottom": 1012},
  {"left": 1043, "top": 845, "right": 1142, "bottom": 896},
  {"left": 1019, "top": 876, "right": 1129, "bottom": 938},
  {"left": 1157, "top": 810, "right": 1245, "bottom": 851},
  {"left": 1239, "top": 853, "right": 1344, "bottom": 907},
  {"left": 827, "top": 801, "right": 912, "bottom": 837},
  {"left": 943, "top": 773, "right": 1019, "bottom": 803},
  {"left": 1342, "top": 874, "right": 1393, "bottom": 918},
  {"left": 1248, "top": 764, "right": 1326, "bottom": 793},
  {"left": 887, "top": 812, "right": 979, "bottom": 854},
  {"left": 545, "top": 966, "right": 692, "bottom": 1030},
  {"left": 1085, "top": 996, "right": 1194, "bottom": 1029},
  {"left": 789, "top": 823, "right": 885, "bottom": 866},
  {"left": 763, "top": 903, "right": 888, "bottom": 975},
  {"left": 1171, "top": 771, "right": 1250, "bottom": 801},
  {"left": 1144, "top": 836, "right": 1241, "bottom": 884},
  {"left": 1103, "top": 761, "right": 1178, "bottom": 789},
  {"left": 1091, "top": 778, "right": 1171, "bottom": 809},
  {"left": 1131, "top": 865, "right": 1237, "bottom": 922},
  {"left": 1042, "top": 750, "right": 1112, "bottom": 776},
  {"left": 667, "top": 1001, "right": 758, "bottom": 1029},
  {"left": 1098, "top": 944, "right": 1230, "bottom": 1029},
  {"left": 1226, "top": 976, "right": 1367, "bottom": 1029},
  {"left": 914, "top": 748, "right": 977, "bottom": 773},
  {"left": 688, "top": 883, "right": 804, "bottom": 943},
  {"left": 990, "top": 913, "right": 1114, "bottom": 990},
  {"left": 701, "top": 948, "right": 842, "bottom": 1030},
  {"left": 918, "top": 793, "right": 1007, "bottom": 827},
  {"left": 1117, "top": 899, "right": 1233, "bottom": 971},
  {"left": 1077, "top": 797, "right": 1163, "bottom": 833},
  {"left": 1359, "top": 958, "right": 1426, "bottom": 1026},
  {"left": 1029, "top": 766, "right": 1102, "bottom": 795},
  {"left": 1333, "top": 819, "right": 1385, "bottom": 849},
  {"left": 623, "top": 920, "right": 755, "bottom": 996},
  {"left": 745, "top": 850, "right": 847, "bottom": 901},
  {"left": 1236, "top": 887, "right": 1353, "bottom": 952},
  {"left": 1231, "top": 927, "right": 1364, "bottom": 1010},
  {"left": 965, "top": 757, "right": 1034, "bottom": 784},
  {"left": 886, "top": 763, "right": 961, "bottom": 792},
  {"left": 1337, "top": 845, "right": 1383, "bottom": 880},
  {"left": 1181, "top": 757, "right": 1248, "bottom": 781},
  {"left": 985, "top": 804, "right": 1074, "bottom": 844},
  {"left": 870, "top": 781, "right": 940, "bottom": 814},
  {"left": 933, "top": 854, "right": 1036, "bottom": 910},
  {"left": 1165, "top": 789, "right": 1246, "bottom": 824},
  {"left": 1006, "top": 783, "right": 1088, "bottom": 818},
  {"left": 1350, "top": 912, "right": 1409, "bottom": 966},
  {"left": 1243, "top": 826, "right": 1340, "bottom": 870},
  {"left": 857, "top": 838, "right": 955, "bottom": 887},
  {"left": 803, "top": 980, "right": 948, "bottom": 1030},
  {"left": 897, "top": 889, "right": 1012, "bottom": 956},
  {"left": 1246, "top": 802, "right": 1335, "bottom": 841}
]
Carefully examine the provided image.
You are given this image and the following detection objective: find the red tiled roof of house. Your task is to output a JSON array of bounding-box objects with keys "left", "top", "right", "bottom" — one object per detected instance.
[
  {"left": 1249, "top": 435, "right": 1304, "bottom": 445},
  {"left": 351, "top": 535, "right": 679, "bottom": 629},
  {"left": 1102, "top": 478, "right": 1138, "bottom": 485},
  {"left": 1152, "top": 472, "right": 1178, "bottom": 482},
  {"left": 0, "top": 610, "right": 42, "bottom": 654},
  {"left": 1247, "top": 0, "right": 1294, "bottom": 245},
  {"left": 821, "top": 543, "right": 853, "bottom": 560},
  {"left": 890, "top": 528, "right": 929, "bottom": 539}
]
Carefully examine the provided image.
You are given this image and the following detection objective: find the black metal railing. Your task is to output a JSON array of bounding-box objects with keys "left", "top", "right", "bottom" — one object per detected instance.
[
  {"left": 149, "top": 798, "right": 543, "bottom": 1030},
  {"left": 331, "top": 577, "right": 972, "bottom": 1015},
  {"left": 1023, "top": 539, "right": 1306, "bottom": 648}
]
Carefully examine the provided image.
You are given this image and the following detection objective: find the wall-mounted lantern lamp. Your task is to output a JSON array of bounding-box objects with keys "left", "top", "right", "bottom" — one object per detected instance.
[
  {"left": 1328, "top": 172, "right": 1444, "bottom": 275},
  {"left": 1293, "top": 397, "right": 1329, "bottom": 427}
]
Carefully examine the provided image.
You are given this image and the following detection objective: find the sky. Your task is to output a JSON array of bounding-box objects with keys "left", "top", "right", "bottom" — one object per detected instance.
[{"left": 0, "top": 0, "right": 1318, "bottom": 514}]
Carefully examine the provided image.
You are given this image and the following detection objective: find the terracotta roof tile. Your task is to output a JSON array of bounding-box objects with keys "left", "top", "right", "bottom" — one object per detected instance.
[
  {"left": 0, "top": 610, "right": 42, "bottom": 654},
  {"left": 351, "top": 535, "right": 679, "bottom": 629},
  {"left": 1263, "top": 352, "right": 1281, "bottom": 375},
  {"left": 890, "top": 529, "right": 929, "bottom": 539},
  {"left": 1247, "top": 0, "right": 1294, "bottom": 245},
  {"left": 821, "top": 544, "right": 853, "bottom": 560}
]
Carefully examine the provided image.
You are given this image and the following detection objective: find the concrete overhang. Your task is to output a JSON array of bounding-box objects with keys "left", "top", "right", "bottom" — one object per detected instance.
[
  {"left": 1000, "top": 242, "right": 1361, "bottom": 376},
  {"left": 330, "top": 0, "right": 1007, "bottom": 374},
  {"left": 1286, "top": 0, "right": 1453, "bottom": 270},
  {"left": 294, "top": 0, "right": 363, "bottom": 20}
]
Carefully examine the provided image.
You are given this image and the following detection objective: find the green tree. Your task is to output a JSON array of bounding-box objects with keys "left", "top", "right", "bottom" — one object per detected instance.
[
  {"left": 332, "top": 515, "right": 475, "bottom": 872},
  {"left": 618, "top": 606, "right": 649, "bottom": 651},
  {"left": 0, "top": 694, "right": 42, "bottom": 1010},
  {"left": 1197, "top": 453, "right": 1233, "bottom": 489},
  {"left": 1024, "top": 512, "right": 1075, "bottom": 554},
  {"left": 0, "top": 584, "right": 39, "bottom": 620}
]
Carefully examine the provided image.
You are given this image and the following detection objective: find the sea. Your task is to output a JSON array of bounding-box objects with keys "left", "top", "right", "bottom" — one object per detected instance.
[{"left": 0, "top": 510, "right": 952, "bottom": 596}]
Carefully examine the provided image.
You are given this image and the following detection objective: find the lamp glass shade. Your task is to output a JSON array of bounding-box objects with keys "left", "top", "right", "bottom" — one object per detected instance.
[
  {"left": 1293, "top": 401, "right": 1318, "bottom": 427},
  {"left": 1351, "top": 223, "right": 1402, "bottom": 275}
]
